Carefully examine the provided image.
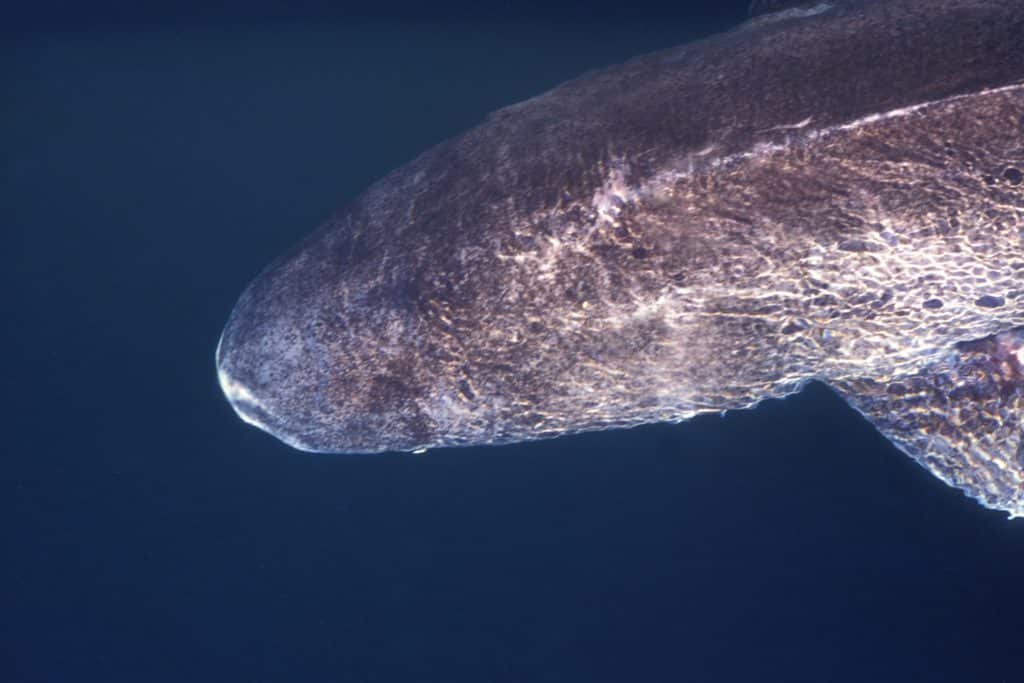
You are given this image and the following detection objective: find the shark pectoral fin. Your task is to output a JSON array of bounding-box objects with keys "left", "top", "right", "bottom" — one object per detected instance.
[{"left": 830, "top": 328, "right": 1024, "bottom": 518}]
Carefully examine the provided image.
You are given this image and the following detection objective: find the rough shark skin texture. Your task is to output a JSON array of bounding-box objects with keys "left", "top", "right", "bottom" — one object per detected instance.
[{"left": 217, "top": 0, "right": 1024, "bottom": 516}]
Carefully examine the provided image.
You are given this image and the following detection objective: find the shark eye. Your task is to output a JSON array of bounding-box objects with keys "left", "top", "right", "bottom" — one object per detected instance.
[{"left": 1003, "top": 167, "right": 1022, "bottom": 185}]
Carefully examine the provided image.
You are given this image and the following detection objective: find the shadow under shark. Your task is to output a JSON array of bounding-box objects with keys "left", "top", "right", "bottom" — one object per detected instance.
[{"left": 217, "top": 0, "right": 1024, "bottom": 517}]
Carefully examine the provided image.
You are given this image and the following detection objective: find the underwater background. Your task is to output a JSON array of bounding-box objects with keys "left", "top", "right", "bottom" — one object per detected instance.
[{"left": 6, "top": 1, "right": 1024, "bottom": 680}]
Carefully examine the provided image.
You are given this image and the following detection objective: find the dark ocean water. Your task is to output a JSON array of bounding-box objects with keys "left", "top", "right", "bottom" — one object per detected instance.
[{"left": 6, "top": 2, "right": 1024, "bottom": 681}]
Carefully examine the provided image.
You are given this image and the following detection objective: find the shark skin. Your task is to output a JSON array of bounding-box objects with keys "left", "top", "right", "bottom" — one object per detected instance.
[{"left": 217, "top": 0, "right": 1024, "bottom": 516}]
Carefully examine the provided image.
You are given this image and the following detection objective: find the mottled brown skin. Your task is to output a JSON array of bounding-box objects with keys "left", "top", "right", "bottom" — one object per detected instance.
[{"left": 217, "top": 0, "right": 1024, "bottom": 515}]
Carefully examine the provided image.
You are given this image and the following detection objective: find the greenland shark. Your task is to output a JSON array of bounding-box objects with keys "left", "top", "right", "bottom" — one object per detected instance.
[{"left": 217, "top": 0, "right": 1024, "bottom": 517}]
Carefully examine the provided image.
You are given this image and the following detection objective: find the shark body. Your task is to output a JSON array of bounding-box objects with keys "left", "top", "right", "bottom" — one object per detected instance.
[{"left": 218, "top": 0, "right": 1024, "bottom": 516}]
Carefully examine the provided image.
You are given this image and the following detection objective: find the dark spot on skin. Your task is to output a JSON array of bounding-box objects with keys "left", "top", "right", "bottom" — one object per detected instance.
[
  {"left": 923, "top": 298, "right": 944, "bottom": 309},
  {"left": 983, "top": 175, "right": 996, "bottom": 186},
  {"left": 838, "top": 239, "right": 875, "bottom": 252},
  {"left": 852, "top": 292, "right": 875, "bottom": 305},
  {"left": 975, "top": 295, "right": 1005, "bottom": 308},
  {"left": 1004, "top": 167, "right": 1023, "bottom": 185},
  {"left": 780, "top": 320, "right": 807, "bottom": 334},
  {"left": 871, "top": 289, "right": 894, "bottom": 309},
  {"left": 457, "top": 380, "right": 476, "bottom": 401},
  {"left": 631, "top": 246, "right": 649, "bottom": 259},
  {"left": 811, "top": 294, "right": 837, "bottom": 306}
]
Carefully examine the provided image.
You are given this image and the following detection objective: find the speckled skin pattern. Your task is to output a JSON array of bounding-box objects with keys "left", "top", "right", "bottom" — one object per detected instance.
[{"left": 217, "top": 0, "right": 1024, "bottom": 515}]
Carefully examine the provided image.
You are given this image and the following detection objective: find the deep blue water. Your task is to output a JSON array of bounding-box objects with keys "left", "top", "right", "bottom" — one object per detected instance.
[{"left": 6, "top": 3, "right": 1024, "bottom": 681}]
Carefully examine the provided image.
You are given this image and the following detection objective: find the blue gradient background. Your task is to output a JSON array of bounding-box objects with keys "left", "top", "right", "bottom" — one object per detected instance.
[{"left": 6, "top": 2, "right": 1024, "bottom": 680}]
